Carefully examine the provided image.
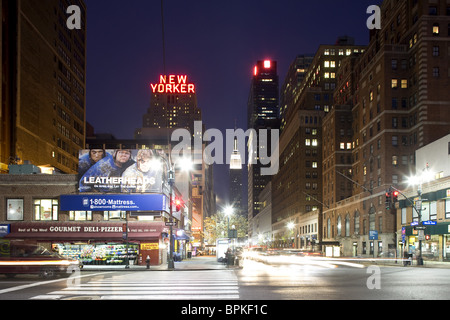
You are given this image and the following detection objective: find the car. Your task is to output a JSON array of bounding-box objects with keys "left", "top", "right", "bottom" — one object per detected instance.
[
  {"left": 0, "top": 243, "right": 80, "bottom": 279},
  {"left": 281, "top": 249, "right": 323, "bottom": 257},
  {"left": 295, "top": 250, "right": 323, "bottom": 257}
]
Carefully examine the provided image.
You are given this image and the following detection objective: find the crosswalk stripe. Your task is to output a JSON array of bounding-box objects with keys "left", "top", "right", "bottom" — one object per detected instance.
[
  {"left": 67, "top": 286, "right": 238, "bottom": 289},
  {"left": 30, "top": 295, "right": 64, "bottom": 300},
  {"left": 49, "top": 290, "right": 240, "bottom": 295},
  {"left": 30, "top": 279, "right": 240, "bottom": 300},
  {"left": 100, "top": 295, "right": 240, "bottom": 300}
]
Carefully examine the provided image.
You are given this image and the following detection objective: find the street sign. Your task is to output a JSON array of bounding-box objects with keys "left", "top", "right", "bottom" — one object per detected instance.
[
  {"left": 165, "top": 222, "right": 177, "bottom": 226},
  {"left": 369, "top": 230, "right": 378, "bottom": 240},
  {"left": 415, "top": 199, "right": 422, "bottom": 212},
  {"left": 422, "top": 220, "right": 437, "bottom": 225},
  {"left": 228, "top": 229, "right": 237, "bottom": 238},
  {"left": 418, "top": 229, "right": 425, "bottom": 241}
]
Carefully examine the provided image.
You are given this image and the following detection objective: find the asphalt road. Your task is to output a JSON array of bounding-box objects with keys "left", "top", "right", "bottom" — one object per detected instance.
[{"left": 0, "top": 258, "right": 449, "bottom": 301}]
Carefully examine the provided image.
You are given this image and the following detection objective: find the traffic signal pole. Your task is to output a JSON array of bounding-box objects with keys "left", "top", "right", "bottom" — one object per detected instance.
[
  {"left": 389, "top": 185, "right": 424, "bottom": 265},
  {"left": 168, "top": 169, "right": 175, "bottom": 270}
]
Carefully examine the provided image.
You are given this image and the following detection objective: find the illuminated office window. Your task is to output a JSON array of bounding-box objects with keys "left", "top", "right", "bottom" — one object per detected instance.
[
  {"left": 401, "top": 79, "right": 408, "bottom": 88},
  {"left": 433, "top": 23, "right": 440, "bottom": 35},
  {"left": 391, "top": 79, "right": 398, "bottom": 88}
]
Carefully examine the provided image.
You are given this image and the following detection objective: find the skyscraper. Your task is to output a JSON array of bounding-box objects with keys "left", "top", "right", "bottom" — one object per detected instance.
[
  {"left": 0, "top": 0, "right": 87, "bottom": 174},
  {"left": 247, "top": 60, "right": 280, "bottom": 229},
  {"left": 247, "top": 60, "right": 279, "bottom": 129},
  {"left": 135, "top": 73, "right": 214, "bottom": 250},
  {"left": 323, "top": 0, "right": 450, "bottom": 257},
  {"left": 272, "top": 40, "right": 366, "bottom": 227},
  {"left": 140, "top": 74, "right": 201, "bottom": 134},
  {"left": 229, "top": 136, "right": 243, "bottom": 216},
  {"left": 280, "top": 54, "right": 314, "bottom": 132}
]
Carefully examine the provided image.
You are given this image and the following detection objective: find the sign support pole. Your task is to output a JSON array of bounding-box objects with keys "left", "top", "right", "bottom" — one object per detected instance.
[
  {"left": 125, "top": 212, "right": 129, "bottom": 268},
  {"left": 168, "top": 169, "right": 175, "bottom": 270}
]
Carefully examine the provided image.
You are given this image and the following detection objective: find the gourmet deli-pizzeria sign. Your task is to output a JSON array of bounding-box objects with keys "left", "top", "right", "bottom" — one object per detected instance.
[{"left": 6, "top": 222, "right": 168, "bottom": 240}]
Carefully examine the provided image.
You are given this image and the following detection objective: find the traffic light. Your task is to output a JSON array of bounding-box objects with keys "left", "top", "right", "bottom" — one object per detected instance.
[
  {"left": 385, "top": 189, "right": 391, "bottom": 210},
  {"left": 174, "top": 198, "right": 182, "bottom": 212},
  {"left": 168, "top": 169, "right": 175, "bottom": 185},
  {"left": 392, "top": 190, "right": 399, "bottom": 202}
]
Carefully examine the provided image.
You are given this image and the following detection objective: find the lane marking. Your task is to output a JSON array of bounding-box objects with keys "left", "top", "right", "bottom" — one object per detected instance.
[{"left": 0, "top": 272, "right": 112, "bottom": 295}]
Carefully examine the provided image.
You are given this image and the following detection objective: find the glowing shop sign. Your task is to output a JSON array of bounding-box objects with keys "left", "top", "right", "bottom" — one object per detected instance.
[{"left": 150, "top": 75, "right": 195, "bottom": 94}]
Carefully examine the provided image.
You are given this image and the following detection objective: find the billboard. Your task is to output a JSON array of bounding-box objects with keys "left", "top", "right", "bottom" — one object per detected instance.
[
  {"left": 78, "top": 149, "right": 168, "bottom": 193},
  {"left": 60, "top": 194, "right": 168, "bottom": 212}
]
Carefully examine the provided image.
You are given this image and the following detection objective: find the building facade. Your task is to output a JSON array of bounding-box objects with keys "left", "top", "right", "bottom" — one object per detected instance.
[
  {"left": 0, "top": 0, "right": 86, "bottom": 174},
  {"left": 397, "top": 134, "right": 450, "bottom": 262},
  {"left": 272, "top": 39, "right": 366, "bottom": 251},
  {"left": 247, "top": 60, "right": 280, "bottom": 242},
  {"left": 323, "top": 0, "right": 450, "bottom": 257},
  {"left": 279, "top": 54, "right": 314, "bottom": 133},
  {"left": 135, "top": 77, "right": 214, "bottom": 252},
  {"left": 85, "top": 131, "right": 213, "bottom": 256},
  {"left": 141, "top": 75, "right": 201, "bottom": 133},
  {"left": 0, "top": 170, "right": 173, "bottom": 266},
  {"left": 229, "top": 136, "right": 244, "bottom": 217}
]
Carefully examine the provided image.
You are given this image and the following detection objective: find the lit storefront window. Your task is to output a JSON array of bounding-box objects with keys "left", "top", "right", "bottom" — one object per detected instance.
[
  {"left": 104, "top": 211, "right": 126, "bottom": 220},
  {"left": 34, "top": 199, "right": 58, "bottom": 221},
  {"left": 69, "top": 211, "right": 93, "bottom": 221}
]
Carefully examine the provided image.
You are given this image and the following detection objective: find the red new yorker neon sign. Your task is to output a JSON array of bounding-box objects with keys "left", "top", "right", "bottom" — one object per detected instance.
[{"left": 150, "top": 75, "right": 195, "bottom": 94}]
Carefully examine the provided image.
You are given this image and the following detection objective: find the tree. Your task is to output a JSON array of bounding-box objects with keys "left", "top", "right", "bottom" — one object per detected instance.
[{"left": 203, "top": 211, "right": 247, "bottom": 245}]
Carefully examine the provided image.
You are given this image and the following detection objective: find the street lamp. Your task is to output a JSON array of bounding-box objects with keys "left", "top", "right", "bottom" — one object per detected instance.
[
  {"left": 224, "top": 206, "right": 235, "bottom": 266},
  {"left": 406, "top": 164, "right": 434, "bottom": 266},
  {"left": 156, "top": 155, "right": 193, "bottom": 270},
  {"left": 224, "top": 206, "right": 234, "bottom": 238},
  {"left": 287, "top": 222, "right": 295, "bottom": 248}
]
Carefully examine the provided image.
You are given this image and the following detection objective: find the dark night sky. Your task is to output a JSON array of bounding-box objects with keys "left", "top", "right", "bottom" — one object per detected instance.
[{"left": 84, "top": 0, "right": 379, "bottom": 205}]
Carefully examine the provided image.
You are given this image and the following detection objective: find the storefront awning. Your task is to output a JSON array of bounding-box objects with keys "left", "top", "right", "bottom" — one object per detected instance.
[
  {"left": 319, "top": 241, "right": 340, "bottom": 246},
  {"left": 174, "top": 233, "right": 190, "bottom": 241}
]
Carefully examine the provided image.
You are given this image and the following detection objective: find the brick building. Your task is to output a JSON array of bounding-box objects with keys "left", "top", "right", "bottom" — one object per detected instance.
[
  {"left": 0, "top": 169, "right": 171, "bottom": 266},
  {"left": 0, "top": 0, "right": 87, "bottom": 174},
  {"left": 272, "top": 39, "right": 366, "bottom": 248},
  {"left": 323, "top": 0, "right": 450, "bottom": 257}
]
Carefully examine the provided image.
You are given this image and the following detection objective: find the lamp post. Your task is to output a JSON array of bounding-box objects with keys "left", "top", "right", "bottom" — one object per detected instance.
[
  {"left": 407, "top": 164, "right": 434, "bottom": 266},
  {"left": 287, "top": 222, "right": 295, "bottom": 248},
  {"left": 224, "top": 206, "right": 234, "bottom": 266},
  {"left": 224, "top": 206, "right": 234, "bottom": 239},
  {"left": 160, "top": 155, "right": 192, "bottom": 270},
  {"left": 167, "top": 168, "right": 175, "bottom": 269}
]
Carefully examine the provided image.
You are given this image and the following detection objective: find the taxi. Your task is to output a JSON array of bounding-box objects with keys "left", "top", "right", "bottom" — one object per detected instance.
[{"left": 0, "top": 243, "right": 80, "bottom": 279}]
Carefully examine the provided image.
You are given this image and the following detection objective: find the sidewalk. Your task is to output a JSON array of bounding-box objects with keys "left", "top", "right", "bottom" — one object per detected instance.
[{"left": 80, "top": 256, "right": 241, "bottom": 271}]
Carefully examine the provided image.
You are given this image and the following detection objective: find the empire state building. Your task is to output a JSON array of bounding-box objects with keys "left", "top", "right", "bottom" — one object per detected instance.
[{"left": 229, "top": 136, "right": 244, "bottom": 216}]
